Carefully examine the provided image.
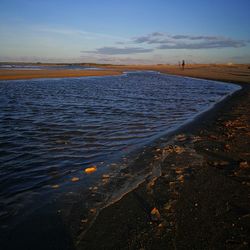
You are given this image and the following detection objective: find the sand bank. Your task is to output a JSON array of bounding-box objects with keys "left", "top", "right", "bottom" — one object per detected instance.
[
  {"left": 0, "top": 69, "right": 122, "bottom": 80},
  {"left": 1, "top": 64, "right": 249, "bottom": 84},
  {"left": 105, "top": 63, "right": 250, "bottom": 84}
]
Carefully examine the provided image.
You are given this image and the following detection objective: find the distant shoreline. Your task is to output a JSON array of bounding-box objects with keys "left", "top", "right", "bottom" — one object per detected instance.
[
  {"left": 0, "top": 69, "right": 122, "bottom": 80},
  {"left": 0, "top": 64, "right": 249, "bottom": 84}
]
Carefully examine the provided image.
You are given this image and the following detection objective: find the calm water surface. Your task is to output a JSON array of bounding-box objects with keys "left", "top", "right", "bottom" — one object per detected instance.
[
  {"left": 0, "top": 72, "right": 240, "bottom": 232},
  {"left": 0, "top": 64, "right": 102, "bottom": 70}
]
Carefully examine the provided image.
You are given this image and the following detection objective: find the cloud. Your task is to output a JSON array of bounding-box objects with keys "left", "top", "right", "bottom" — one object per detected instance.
[
  {"left": 132, "top": 32, "right": 248, "bottom": 49},
  {"left": 116, "top": 41, "right": 126, "bottom": 45},
  {"left": 79, "top": 32, "right": 249, "bottom": 59},
  {"left": 133, "top": 33, "right": 171, "bottom": 44},
  {"left": 157, "top": 40, "right": 245, "bottom": 49},
  {"left": 82, "top": 46, "right": 153, "bottom": 55}
]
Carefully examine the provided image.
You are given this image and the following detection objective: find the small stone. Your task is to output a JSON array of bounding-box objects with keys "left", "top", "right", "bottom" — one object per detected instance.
[
  {"left": 175, "top": 168, "right": 183, "bottom": 174},
  {"left": 150, "top": 207, "right": 161, "bottom": 222},
  {"left": 102, "top": 174, "right": 110, "bottom": 179},
  {"left": 169, "top": 181, "right": 176, "bottom": 188},
  {"left": 239, "top": 161, "right": 249, "bottom": 169},
  {"left": 176, "top": 134, "right": 187, "bottom": 142},
  {"left": 71, "top": 177, "right": 80, "bottom": 182},
  {"left": 174, "top": 146, "right": 185, "bottom": 154},
  {"left": 158, "top": 223, "right": 164, "bottom": 228},
  {"left": 164, "top": 202, "right": 172, "bottom": 211},
  {"left": 51, "top": 184, "right": 60, "bottom": 189},
  {"left": 192, "top": 136, "right": 202, "bottom": 142},
  {"left": 84, "top": 166, "right": 97, "bottom": 174},
  {"left": 89, "top": 186, "right": 98, "bottom": 191},
  {"left": 89, "top": 208, "right": 97, "bottom": 214},
  {"left": 177, "top": 175, "right": 185, "bottom": 182}
]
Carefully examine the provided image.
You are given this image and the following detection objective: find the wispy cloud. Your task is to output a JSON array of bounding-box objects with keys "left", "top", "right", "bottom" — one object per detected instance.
[
  {"left": 132, "top": 32, "right": 248, "bottom": 49},
  {"left": 35, "top": 26, "right": 128, "bottom": 41},
  {"left": 82, "top": 46, "right": 153, "bottom": 55},
  {"left": 157, "top": 40, "right": 245, "bottom": 49}
]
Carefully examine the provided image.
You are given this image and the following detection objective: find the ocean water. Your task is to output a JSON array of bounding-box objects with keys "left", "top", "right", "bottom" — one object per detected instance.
[{"left": 0, "top": 72, "right": 240, "bottom": 234}]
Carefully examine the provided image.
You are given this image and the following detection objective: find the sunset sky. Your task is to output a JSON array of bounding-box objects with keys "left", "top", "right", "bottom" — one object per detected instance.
[{"left": 0, "top": 0, "right": 249, "bottom": 64}]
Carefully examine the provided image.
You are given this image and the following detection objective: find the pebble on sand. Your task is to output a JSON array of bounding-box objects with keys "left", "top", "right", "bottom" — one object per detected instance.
[
  {"left": 174, "top": 146, "right": 185, "bottom": 154},
  {"left": 102, "top": 174, "right": 110, "bottom": 178},
  {"left": 90, "top": 208, "right": 97, "bottom": 214},
  {"left": 239, "top": 161, "right": 249, "bottom": 169},
  {"left": 150, "top": 207, "right": 161, "bottom": 221},
  {"left": 177, "top": 175, "right": 185, "bottom": 183},
  {"left": 176, "top": 134, "right": 187, "bottom": 142},
  {"left": 81, "top": 219, "right": 88, "bottom": 223},
  {"left": 71, "top": 177, "right": 80, "bottom": 182}
]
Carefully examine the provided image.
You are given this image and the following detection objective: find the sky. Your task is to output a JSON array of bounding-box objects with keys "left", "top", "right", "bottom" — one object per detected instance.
[{"left": 0, "top": 0, "right": 250, "bottom": 64}]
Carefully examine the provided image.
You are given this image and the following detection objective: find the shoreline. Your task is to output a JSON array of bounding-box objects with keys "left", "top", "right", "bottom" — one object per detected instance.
[
  {"left": 76, "top": 79, "right": 250, "bottom": 249},
  {"left": 76, "top": 73, "right": 250, "bottom": 249}
]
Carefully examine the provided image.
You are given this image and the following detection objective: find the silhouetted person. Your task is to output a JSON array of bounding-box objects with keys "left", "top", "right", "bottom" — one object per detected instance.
[{"left": 182, "top": 60, "right": 185, "bottom": 70}]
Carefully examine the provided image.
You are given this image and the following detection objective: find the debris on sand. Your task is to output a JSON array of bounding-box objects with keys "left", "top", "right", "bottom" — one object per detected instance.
[
  {"left": 150, "top": 207, "right": 161, "bottom": 222},
  {"left": 239, "top": 161, "right": 249, "bottom": 169},
  {"left": 176, "top": 134, "right": 187, "bottom": 142},
  {"left": 174, "top": 146, "right": 185, "bottom": 154},
  {"left": 84, "top": 166, "right": 97, "bottom": 174},
  {"left": 71, "top": 177, "right": 80, "bottom": 182}
]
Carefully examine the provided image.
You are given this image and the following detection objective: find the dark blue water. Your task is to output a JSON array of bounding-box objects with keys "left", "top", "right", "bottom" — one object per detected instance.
[{"left": 0, "top": 72, "right": 240, "bottom": 231}]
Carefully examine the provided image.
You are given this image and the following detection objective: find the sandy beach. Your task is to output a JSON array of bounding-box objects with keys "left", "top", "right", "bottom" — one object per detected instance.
[{"left": 1, "top": 64, "right": 250, "bottom": 249}]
